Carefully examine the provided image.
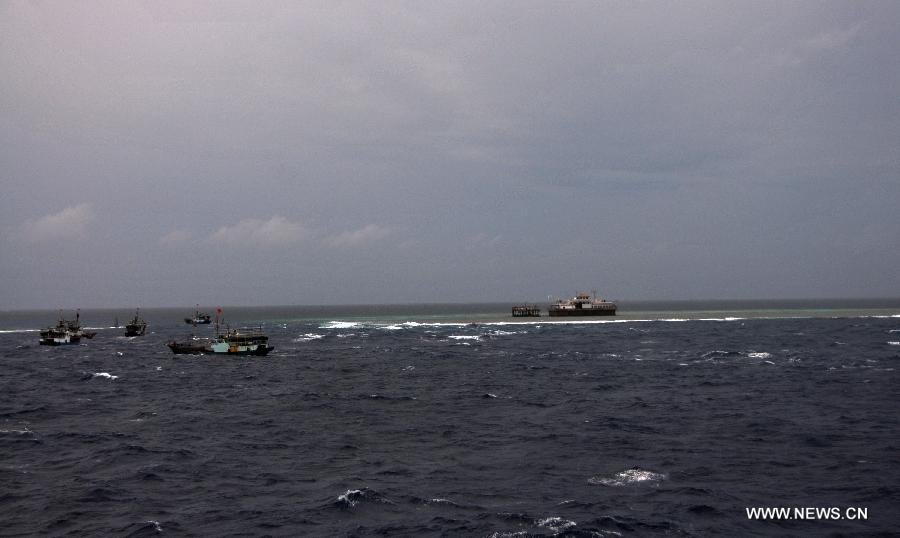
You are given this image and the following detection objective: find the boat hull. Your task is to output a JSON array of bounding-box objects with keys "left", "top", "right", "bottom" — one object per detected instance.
[
  {"left": 167, "top": 341, "right": 274, "bottom": 356},
  {"left": 40, "top": 335, "right": 80, "bottom": 345},
  {"left": 167, "top": 341, "right": 210, "bottom": 354},
  {"left": 548, "top": 308, "right": 616, "bottom": 317},
  {"left": 208, "top": 342, "right": 274, "bottom": 355}
]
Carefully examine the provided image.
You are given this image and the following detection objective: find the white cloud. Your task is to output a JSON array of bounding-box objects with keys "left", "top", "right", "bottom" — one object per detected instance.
[
  {"left": 465, "top": 232, "right": 503, "bottom": 251},
  {"left": 325, "top": 224, "right": 390, "bottom": 248},
  {"left": 801, "top": 23, "right": 864, "bottom": 54},
  {"left": 209, "top": 216, "right": 309, "bottom": 247},
  {"left": 159, "top": 229, "right": 192, "bottom": 246},
  {"left": 21, "top": 204, "right": 94, "bottom": 243}
]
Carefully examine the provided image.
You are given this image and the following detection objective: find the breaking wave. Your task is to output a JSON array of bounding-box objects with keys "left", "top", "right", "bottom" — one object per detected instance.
[{"left": 589, "top": 468, "right": 667, "bottom": 486}]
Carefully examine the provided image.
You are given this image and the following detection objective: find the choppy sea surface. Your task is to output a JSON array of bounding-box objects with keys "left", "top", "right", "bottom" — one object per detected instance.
[{"left": 1, "top": 300, "right": 899, "bottom": 536}]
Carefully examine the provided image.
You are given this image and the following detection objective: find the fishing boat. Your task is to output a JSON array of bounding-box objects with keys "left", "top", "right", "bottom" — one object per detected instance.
[
  {"left": 39, "top": 310, "right": 96, "bottom": 345},
  {"left": 167, "top": 309, "right": 273, "bottom": 356},
  {"left": 124, "top": 309, "right": 147, "bottom": 336},
  {"left": 209, "top": 328, "right": 274, "bottom": 355},
  {"left": 548, "top": 291, "right": 617, "bottom": 317},
  {"left": 184, "top": 305, "right": 212, "bottom": 325}
]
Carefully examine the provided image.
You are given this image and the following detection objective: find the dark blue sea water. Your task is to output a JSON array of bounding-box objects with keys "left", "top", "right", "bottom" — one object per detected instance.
[{"left": 1, "top": 302, "right": 899, "bottom": 536}]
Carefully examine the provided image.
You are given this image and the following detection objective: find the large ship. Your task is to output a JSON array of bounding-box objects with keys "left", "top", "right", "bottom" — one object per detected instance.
[
  {"left": 184, "top": 305, "right": 212, "bottom": 325},
  {"left": 124, "top": 309, "right": 147, "bottom": 336},
  {"left": 39, "top": 310, "right": 97, "bottom": 345},
  {"left": 548, "top": 291, "right": 616, "bottom": 317}
]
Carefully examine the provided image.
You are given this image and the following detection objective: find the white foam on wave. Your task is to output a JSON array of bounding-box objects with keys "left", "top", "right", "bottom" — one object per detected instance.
[
  {"left": 888, "top": 341, "right": 900, "bottom": 346},
  {"left": 489, "top": 329, "right": 526, "bottom": 336},
  {"left": 337, "top": 489, "right": 363, "bottom": 507},
  {"left": 0, "top": 426, "right": 34, "bottom": 435},
  {"left": 589, "top": 468, "right": 667, "bottom": 487},
  {"left": 448, "top": 335, "right": 480, "bottom": 340},
  {"left": 147, "top": 520, "right": 162, "bottom": 533},
  {"left": 320, "top": 321, "right": 359, "bottom": 329},
  {"left": 535, "top": 516, "right": 577, "bottom": 533},
  {"left": 93, "top": 372, "right": 118, "bottom": 380},
  {"left": 747, "top": 352, "right": 772, "bottom": 359},
  {"left": 0, "top": 329, "right": 41, "bottom": 334},
  {"left": 294, "top": 333, "right": 325, "bottom": 342}
]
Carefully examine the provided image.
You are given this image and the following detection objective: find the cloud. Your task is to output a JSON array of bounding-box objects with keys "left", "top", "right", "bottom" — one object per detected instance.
[
  {"left": 325, "top": 224, "right": 390, "bottom": 248},
  {"left": 21, "top": 204, "right": 94, "bottom": 243},
  {"left": 801, "top": 23, "right": 864, "bottom": 54},
  {"left": 465, "top": 232, "right": 503, "bottom": 250},
  {"left": 210, "top": 216, "right": 309, "bottom": 247},
  {"left": 159, "top": 229, "right": 192, "bottom": 246}
]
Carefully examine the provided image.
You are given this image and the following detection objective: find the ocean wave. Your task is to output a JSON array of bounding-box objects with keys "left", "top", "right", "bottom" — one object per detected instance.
[
  {"left": 534, "top": 516, "right": 577, "bottom": 533},
  {"left": 488, "top": 329, "right": 527, "bottom": 336},
  {"left": 589, "top": 468, "right": 667, "bottom": 487},
  {"left": 888, "top": 341, "right": 900, "bottom": 346},
  {"left": 92, "top": 372, "right": 118, "bottom": 380},
  {"left": 448, "top": 335, "right": 480, "bottom": 340},
  {"left": 320, "top": 321, "right": 359, "bottom": 329},
  {"left": 700, "top": 350, "right": 742, "bottom": 360},
  {"left": 535, "top": 516, "right": 577, "bottom": 533},
  {"left": 747, "top": 352, "right": 772, "bottom": 359},
  {"left": 293, "top": 333, "right": 325, "bottom": 342},
  {"left": 425, "top": 498, "right": 458, "bottom": 506},
  {"left": 0, "top": 426, "right": 35, "bottom": 436},
  {"left": 333, "top": 487, "right": 393, "bottom": 509}
]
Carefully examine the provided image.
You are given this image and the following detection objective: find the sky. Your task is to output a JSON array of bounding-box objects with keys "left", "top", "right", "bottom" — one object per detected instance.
[{"left": 1, "top": 1, "right": 899, "bottom": 309}]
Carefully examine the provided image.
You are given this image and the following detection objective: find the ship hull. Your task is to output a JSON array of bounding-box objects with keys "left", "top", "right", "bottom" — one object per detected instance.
[
  {"left": 39, "top": 335, "right": 80, "bottom": 345},
  {"left": 167, "top": 341, "right": 274, "bottom": 355},
  {"left": 125, "top": 325, "right": 146, "bottom": 337},
  {"left": 548, "top": 308, "right": 616, "bottom": 317},
  {"left": 167, "top": 340, "right": 212, "bottom": 354},
  {"left": 208, "top": 342, "right": 274, "bottom": 356}
]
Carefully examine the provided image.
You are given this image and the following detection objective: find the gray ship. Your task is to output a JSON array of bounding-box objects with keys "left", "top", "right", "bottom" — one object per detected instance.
[{"left": 548, "top": 291, "right": 616, "bottom": 317}]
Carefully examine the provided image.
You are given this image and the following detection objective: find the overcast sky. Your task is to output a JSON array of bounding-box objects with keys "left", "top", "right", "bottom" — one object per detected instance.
[{"left": 2, "top": 1, "right": 898, "bottom": 309}]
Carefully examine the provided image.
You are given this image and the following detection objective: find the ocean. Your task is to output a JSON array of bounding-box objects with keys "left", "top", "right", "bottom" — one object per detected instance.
[{"left": 1, "top": 300, "right": 898, "bottom": 536}]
